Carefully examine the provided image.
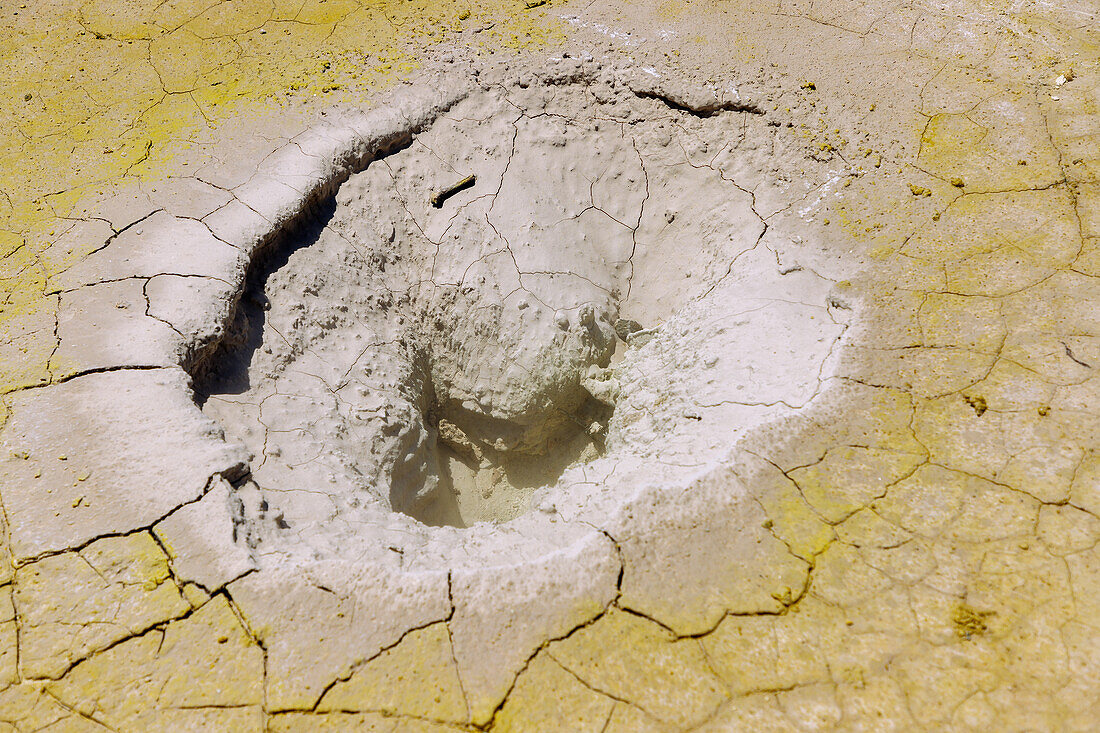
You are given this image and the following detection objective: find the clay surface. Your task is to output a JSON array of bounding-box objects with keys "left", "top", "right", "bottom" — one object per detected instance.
[{"left": 0, "top": 0, "right": 1098, "bottom": 730}]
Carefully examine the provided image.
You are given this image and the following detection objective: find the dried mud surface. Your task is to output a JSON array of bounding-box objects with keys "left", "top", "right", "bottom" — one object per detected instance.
[{"left": 0, "top": 0, "right": 1098, "bottom": 731}]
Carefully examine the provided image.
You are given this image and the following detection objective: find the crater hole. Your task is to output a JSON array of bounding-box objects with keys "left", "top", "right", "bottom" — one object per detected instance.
[{"left": 194, "top": 77, "right": 765, "bottom": 530}]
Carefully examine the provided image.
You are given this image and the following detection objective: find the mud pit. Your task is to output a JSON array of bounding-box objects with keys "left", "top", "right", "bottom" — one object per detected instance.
[
  {"left": 164, "top": 62, "right": 844, "bottom": 714},
  {"left": 0, "top": 55, "right": 855, "bottom": 724},
  {"left": 2, "top": 0, "right": 1098, "bottom": 726},
  {"left": 198, "top": 75, "right": 774, "bottom": 529}
]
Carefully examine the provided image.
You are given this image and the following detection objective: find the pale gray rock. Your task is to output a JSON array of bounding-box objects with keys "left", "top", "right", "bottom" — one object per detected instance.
[
  {"left": 228, "top": 559, "right": 451, "bottom": 711},
  {"left": 145, "top": 273, "right": 239, "bottom": 368},
  {"left": 449, "top": 529, "right": 620, "bottom": 724},
  {"left": 153, "top": 477, "right": 255, "bottom": 592},
  {"left": 202, "top": 199, "right": 275, "bottom": 258},
  {"left": 0, "top": 368, "right": 248, "bottom": 561},
  {"left": 140, "top": 175, "right": 234, "bottom": 221},
  {"left": 608, "top": 464, "right": 810, "bottom": 636},
  {"left": 51, "top": 279, "right": 181, "bottom": 379},
  {"left": 50, "top": 211, "right": 246, "bottom": 292}
]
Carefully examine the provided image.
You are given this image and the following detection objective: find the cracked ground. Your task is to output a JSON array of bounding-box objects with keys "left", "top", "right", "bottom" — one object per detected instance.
[{"left": 1, "top": 0, "right": 1099, "bottom": 731}]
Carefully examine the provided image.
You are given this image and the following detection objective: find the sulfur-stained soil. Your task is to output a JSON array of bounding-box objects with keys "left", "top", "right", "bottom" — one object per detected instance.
[{"left": 0, "top": 0, "right": 1097, "bottom": 730}]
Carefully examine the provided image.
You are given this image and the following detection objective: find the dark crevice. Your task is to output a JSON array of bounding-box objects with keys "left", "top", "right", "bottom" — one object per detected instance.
[
  {"left": 190, "top": 195, "right": 340, "bottom": 402},
  {"left": 632, "top": 90, "right": 765, "bottom": 118}
]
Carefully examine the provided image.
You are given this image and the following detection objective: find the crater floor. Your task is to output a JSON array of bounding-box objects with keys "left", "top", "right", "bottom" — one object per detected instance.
[{"left": 0, "top": 0, "right": 1098, "bottom": 731}]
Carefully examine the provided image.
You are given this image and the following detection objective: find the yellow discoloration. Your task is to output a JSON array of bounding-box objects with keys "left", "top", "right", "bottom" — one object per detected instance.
[
  {"left": 45, "top": 595, "right": 264, "bottom": 728},
  {"left": 1, "top": 0, "right": 1099, "bottom": 727},
  {"left": 494, "top": 651, "right": 615, "bottom": 731},
  {"left": 549, "top": 608, "right": 728, "bottom": 729},
  {"left": 789, "top": 447, "right": 925, "bottom": 525},
  {"left": 14, "top": 532, "right": 189, "bottom": 679},
  {"left": 703, "top": 600, "right": 842, "bottom": 695},
  {"left": 952, "top": 602, "right": 992, "bottom": 640},
  {"left": 317, "top": 623, "right": 467, "bottom": 722}
]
